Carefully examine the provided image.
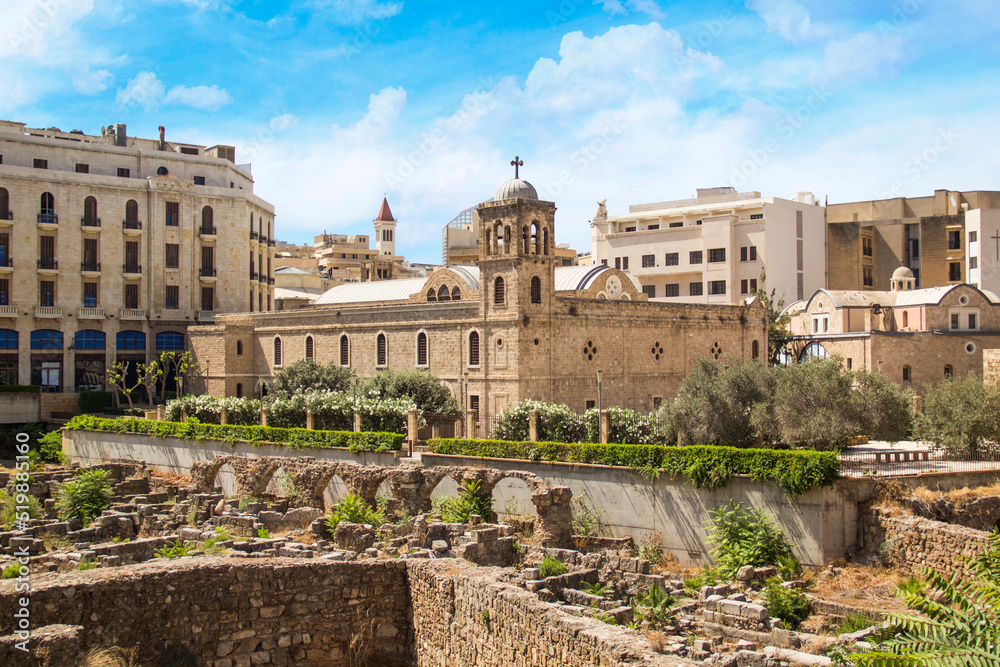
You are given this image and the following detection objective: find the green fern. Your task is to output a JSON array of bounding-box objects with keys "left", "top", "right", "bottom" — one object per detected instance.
[{"left": 851, "top": 529, "right": 1000, "bottom": 667}]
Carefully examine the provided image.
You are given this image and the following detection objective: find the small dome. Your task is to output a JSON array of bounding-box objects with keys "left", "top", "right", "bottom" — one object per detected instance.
[
  {"left": 892, "top": 266, "right": 915, "bottom": 281},
  {"left": 495, "top": 178, "right": 538, "bottom": 201}
]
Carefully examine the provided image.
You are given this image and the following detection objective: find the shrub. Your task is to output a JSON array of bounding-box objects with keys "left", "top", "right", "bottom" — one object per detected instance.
[
  {"left": 585, "top": 405, "right": 672, "bottom": 445},
  {"left": 853, "top": 370, "right": 913, "bottom": 442},
  {"left": 762, "top": 581, "right": 813, "bottom": 629},
  {"left": 0, "top": 490, "right": 43, "bottom": 529},
  {"left": 1, "top": 563, "right": 22, "bottom": 579},
  {"left": 270, "top": 359, "right": 354, "bottom": 397},
  {"left": 79, "top": 390, "right": 115, "bottom": 414},
  {"left": 492, "top": 400, "right": 589, "bottom": 442},
  {"left": 773, "top": 358, "right": 860, "bottom": 450},
  {"left": 915, "top": 374, "right": 1000, "bottom": 457},
  {"left": 571, "top": 497, "right": 606, "bottom": 537},
  {"left": 427, "top": 438, "right": 840, "bottom": 496},
  {"left": 324, "top": 492, "right": 384, "bottom": 533},
  {"left": 673, "top": 356, "right": 778, "bottom": 448},
  {"left": 360, "top": 368, "right": 461, "bottom": 417},
  {"left": 57, "top": 469, "right": 114, "bottom": 524},
  {"left": 0, "top": 385, "right": 41, "bottom": 393},
  {"left": 683, "top": 568, "right": 720, "bottom": 591},
  {"left": 39, "top": 430, "right": 67, "bottom": 464},
  {"left": 76, "top": 557, "right": 98, "bottom": 571},
  {"left": 65, "top": 415, "right": 404, "bottom": 452},
  {"left": 837, "top": 611, "right": 877, "bottom": 635},
  {"left": 435, "top": 480, "right": 492, "bottom": 524},
  {"left": 633, "top": 582, "right": 675, "bottom": 625},
  {"left": 539, "top": 556, "right": 567, "bottom": 578},
  {"left": 155, "top": 540, "right": 194, "bottom": 558},
  {"left": 706, "top": 500, "right": 793, "bottom": 578}
]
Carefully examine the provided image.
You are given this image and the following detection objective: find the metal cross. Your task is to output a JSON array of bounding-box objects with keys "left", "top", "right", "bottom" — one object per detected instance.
[
  {"left": 511, "top": 156, "right": 523, "bottom": 179},
  {"left": 993, "top": 230, "right": 1000, "bottom": 261}
]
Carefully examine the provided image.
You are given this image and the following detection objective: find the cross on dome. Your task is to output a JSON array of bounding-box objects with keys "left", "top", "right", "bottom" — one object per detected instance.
[{"left": 511, "top": 156, "right": 524, "bottom": 179}]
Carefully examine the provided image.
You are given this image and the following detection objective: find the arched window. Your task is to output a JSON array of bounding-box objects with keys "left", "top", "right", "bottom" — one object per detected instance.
[
  {"left": 416, "top": 332, "right": 428, "bottom": 366},
  {"left": 236, "top": 383, "right": 243, "bottom": 398},
  {"left": 31, "top": 329, "right": 63, "bottom": 350},
  {"left": 0, "top": 329, "right": 19, "bottom": 349},
  {"left": 530, "top": 276, "right": 541, "bottom": 304},
  {"left": 155, "top": 331, "right": 184, "bottom": 351},
  {"left": 0, "top": 188, "right": 9, "bottom": 217},
  {"left": 902, "top": 365, "right": 911, "bottom": 382},
  {"left": 340, "top": 335, "right": 350, "bottom": 366},
  {"left": 156, "top": 166, "right": 169, "bottom": 176},
  {"left": 485, "top": 228, "right": 492, "bottom": 256},
  {"left": 469, "top": 331, "right": 480, "bottom": 366},
  {"left": 83, "top": 196, "right": 98, "bottom": 221},
  {"left": 451, "top": 286, "right": 461, "bottom": 301},
  {"left": 751, "top": 340, "right": 760, "bottom": 360},
  {"left": 494, "top": 277, "right": 505, "bottom": 305},
  {"left": 236, "top": 340, "right": 243, "bottom": 355},
  {"left": 495, "top": 222, "right": 504, "bottom": 254},
  {"left": 201, "top": 206, "right": 214, "bottom": 229},
  {"left": 74, "top": 330, "right": 106, "bottom": 350},
  {"left": 115, "top": 330, "right": 145, "bottom": 350},
  {"left": 542, "top": 228, "right": 550, "bottom": 255},
  {"left": 376, "top": 333, "right": 387, "bottom": 366},
  {"left": 40, "top": 192, "right": 54, "bottom": 214},
  {"left": 125, "top": 200, "right": 139, "bottom": 223},
  {"left": 427, "top": 288, "right": 437, "bottom": 302},
  {"left": 504, "top": 225, "right": 512, "bottom": 254},
  {"left": 531, "top": 222, "right": 539, "bottom": 254},
  {"left": 944, "top": 364, "right": 953, "bottom": 378},
  {"left": 273, "top": 337, "right": 283, "bottom": 366},
  {"left": 438, "top": 285, "right": 450, "bottom": 302},
  {"left": 798, "top": 341, "right": 828, "bottom": 361},
  {"left": 522, "top": 226, "right": 530, "bottom": 254},
  {"left": 305, "top": 335, "right": 314, "bottom": 360},
  {"left": 902, "top": 311, "right": 909, "bottom": 328}
]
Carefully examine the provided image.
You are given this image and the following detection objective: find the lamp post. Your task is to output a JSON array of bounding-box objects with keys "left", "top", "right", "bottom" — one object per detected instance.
[{"left": 596, "top": 369, "right": 603, "bottom": 414}]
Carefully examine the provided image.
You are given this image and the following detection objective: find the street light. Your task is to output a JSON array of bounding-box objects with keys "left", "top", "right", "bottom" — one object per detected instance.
[{"left": 596, "top": 369, "right": 603, "bottom": 414}]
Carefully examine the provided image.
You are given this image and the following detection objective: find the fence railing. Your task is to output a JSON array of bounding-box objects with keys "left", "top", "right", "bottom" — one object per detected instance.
[{"left": 838, "top": 448, "right": 1000, "bottom": 476}]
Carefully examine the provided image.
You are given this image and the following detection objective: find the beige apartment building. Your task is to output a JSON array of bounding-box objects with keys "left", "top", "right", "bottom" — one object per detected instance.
[
  {"left": 591, "top": 188, "right": 826, "bottom": 306},
  {"left": 826, "top": 189, "right": 1000, "bottom": 294},
  {"left": 0, "top": 120, "right": 274, "bottom": 392}
]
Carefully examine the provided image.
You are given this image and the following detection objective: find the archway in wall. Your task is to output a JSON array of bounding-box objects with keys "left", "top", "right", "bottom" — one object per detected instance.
[
  {"left": 492, "top": 476, "right": 537, "bottom": 522},
  {"left": 429, "top": 474, "right": 460, "bottom": 515},
  {"left": 322, "top": 474, "right": 349, "bottom": 511},
  {"left": 376, "top": 478, "right": 392, "bottom": 507},
  {"left": 261, "top": 466, "right": 298, "bottom": 501},
  {"left": 799, "top": 342, "right": 829, "bottom": 361},
  {"left": 212, "top": 463, "right": 237, "bottom": 499}
]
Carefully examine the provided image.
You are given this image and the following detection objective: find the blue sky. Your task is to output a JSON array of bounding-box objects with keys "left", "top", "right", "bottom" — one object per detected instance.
[{"left": 2, "top": 0, "right": 999, "bottom": 263}]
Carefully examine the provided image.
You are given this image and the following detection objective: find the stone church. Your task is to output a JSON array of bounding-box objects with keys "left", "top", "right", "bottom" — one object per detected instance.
[{"left": 188, "top": 169, "right": 767, "bottom": 425}]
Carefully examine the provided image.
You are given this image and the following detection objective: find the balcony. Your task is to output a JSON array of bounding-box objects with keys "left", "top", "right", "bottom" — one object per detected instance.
[
  {"left": 250, "top": 231, "right": 259, "bottom": 241},
  {"left": 199, "top": 267, "right": 217, "bottom": 280},
  {"left": 250, "top": 271, "right": 259, "bottom": 281},
  {"left": 37, "top": 213, "right": 58, "bottom": 226},
  {"left": 0, "top": 211, "right": 12, "bottom": 225},
  {"left": 0, "top": 257, "right": 12, "bottom": 271},
  {"left": 81, "top": 217, "right": 101, "bottom": 228},
  {"left": 35, "top": 306, "right": 62, "bottom": 318},
  {"left": 81, "top": 261, "right": 101, "bottom": 273},
  {"left": 78, "top": 307, "right": 105, "bottom": 319},
  {"left": 37, "top": 259, "right": 58, "bottom": 272},
  {"left": 259, "top": 235, "right": 269, "bottom": 244},
  {"left": 119, "top": 308, "right": 147, "bottom": 320},
  {"left": 268, "top": 277, "right": 275, "bottom": 286},
  {"left": 123, "top": 220, "right": 143, "bottom": 232},
  {"left": 196, "top": 310, "right": 215, "bottom": 321},
  {"left": 257, "top": 273, "right": 266, "bottom": 283},
  {"left": 199, "top": 225, "right": 217, "bottom": 237},
  {"left": 267, "top": 239, "right": 276, "bottom": 247},
  {"left": 0, "top": 305, "right": 17, "bottom": 317},
  {"left": 123, "top": 264, "right": 142, "bottom": 275}
]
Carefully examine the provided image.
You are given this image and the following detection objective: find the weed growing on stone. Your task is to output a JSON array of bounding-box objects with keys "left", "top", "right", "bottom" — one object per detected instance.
[
  {"left": 895, "top": 575, "right": 924, "bottom": 597},
  {"left": 82, "top": 646, "right": 140, "bottom": 667},
  {"left": 836, "top": 610, "right": 877, "bottom": 635},
  {"left": 583, "top": 581, "right": 611, "bottom": 599},
  {"left": 154, "top": 540, "right": 194, "bottom": 558},
  {"left": 638, "top": 531, "right": 663, "bottom": 565},
  {"left": 539, "top": 556, "right": 567, "bottom": 578},
  {"left": 632, "top": 583, "right": 675, "bottom": 626},
  {"left": 57, "top": 469, "right": 114, "bottom": 524},
  {"left": 43, "top": 534, "right": 73, "bottom": 551},
  {"left": 706, "top": 500, "right": 793, "bottom": 578},
  {"left": 0, "top": 490, "right": 43, "bottom": 529},
  {"left": 435, "top": 481, "right": 492, "bottom": 524},
  {"left": 762, "top": 580, "right": 813, "bottom": 629},
  {"left": 257, "top": 527, "right": 270, "bottom": 539},
  {"left": 683, "top": 567, "right": 721, "bottom": 592},
  {"left": 325, "top": 493, "right": 385, "bottom": 533},
  {"left": 1, "top": 563, "right": 20, "bottom": 579},
  {"left": 76, "top": 557, "right": 98, "bottom": 571},
  {"left": 571, "top": 497, "right": 606, "bottom": 537}
]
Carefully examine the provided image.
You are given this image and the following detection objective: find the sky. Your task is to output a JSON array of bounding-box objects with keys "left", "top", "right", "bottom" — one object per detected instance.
[{"left": 2, "top": 0, "right": 999, "bottom": 264}]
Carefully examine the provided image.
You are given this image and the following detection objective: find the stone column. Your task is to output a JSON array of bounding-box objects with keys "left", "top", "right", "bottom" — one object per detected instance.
[
  {"left": 912, "top": 395, "right": 923, "bottom": 416},
  {"left": 599, "top": 409, "right": 610, "bottom": 444},
  {"left": 156, "top": 405, "right": 165, "bottom": 421},
  {"left": 528, "top": 409, "right": 539, "bottom": 442},
  {"left": 532, "top": 486, "right": 574, "bottom": 548},
  {"left": 353, "top": 413, "right": 363, "bottom": 433},
  {"left": 220, "top": 407, "right": 228, "bottom": 425},
  {"left": 431, "top": 423, "right": 440, "bottom": 439},
  {"left": 260, "top": 410, "right": 267, "bottom": 427},
  {"left": 181, "top": 410, "right": 188, "bottom": 422},
  {"left": 306, "top": 410, "right": 315, "bottom": 430},
  {"left": 407, "top": 409, "right": 419, "bottom": 447},
  {"left": 466, "top": 409, "right": 478, "bottom": 439}
]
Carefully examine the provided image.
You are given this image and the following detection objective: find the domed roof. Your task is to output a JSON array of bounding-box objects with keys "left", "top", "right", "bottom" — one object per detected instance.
[
  {"left": 892, "top": 265, "right": 915, "bottom": 281},
  {"left": 495, "top": 178, "right": 538, "bottom": 201}
]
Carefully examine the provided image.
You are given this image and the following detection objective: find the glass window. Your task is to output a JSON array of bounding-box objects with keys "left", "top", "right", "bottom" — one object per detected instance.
[
  {"left": 689, "top": 251, "right": 702, "bottom": 264},
  {"left": 664, "top": 253, "right": 678, "bottom": 266},
  {"left": 689, "top": 282, "right": 703, "bottom": 296},
  {"left": 709, "top": 280, "right": 726, "bottom": 295},
  {"left": 116, "top": 330, "right": 145, "bottom": 350},
  {"left": 31, "top": 329, "right": 63, "bottom": 349},
  {"left": 664, "top": 284, "right": 679, "bottom": 297},
  {"left": 642, "top": 254, "right": 655, "bottom": 268},
  {"left": 74, "top": 330, "right": 106, "bottom": 350},
  {"left": 155, "top": 331, "right": 184, "bottom": 351},
  {"left": 708, "top": 248, "right": 726, "bottom": 263},
  {"left": 0, "top": 329, "right": 18, "bottom": 349}
]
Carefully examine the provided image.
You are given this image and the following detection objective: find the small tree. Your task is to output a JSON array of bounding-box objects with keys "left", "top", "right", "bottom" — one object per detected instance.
[
  {"left": 707, "top": 500, "right": 793, "bottom": 579},
  {"left": 161, "top": 351, "right": 204, "bottom": 399},
  {"left": 138, "top": 358, "right": 164, "bottom": 406},
  {"left": 854, "top": 369, "right": 914, "bottom": 442},
  {"left": 360, "top": 369, "right": 460, "bottom": 417},
  {"left": 915, "top": 374, "right": 1000, "bottom": 457},
  {"left": 105, "top": 361, "right": 142, "bottom": 411},
  {"left": 752, "top": 269, "right": 794, "bottom": 366},
  {"left": 270, "top": 359, "right": 354, "bottom": 397},
  {"left": 773, "top": 357, "right": 860, "bottom": 450}
]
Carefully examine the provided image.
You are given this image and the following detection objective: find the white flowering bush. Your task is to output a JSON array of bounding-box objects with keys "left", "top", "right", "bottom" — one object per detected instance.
[
  {"left": 492, "top": 400, "right": 588, "bottom": 443},
  {"left": 585, "top": 406, "right": 673, "bottom": 445}
]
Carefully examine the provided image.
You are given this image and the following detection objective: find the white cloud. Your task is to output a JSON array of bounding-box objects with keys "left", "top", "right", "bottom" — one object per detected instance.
[
  {"left": 165, "top": 84, "right": 234, "bottom": 111},
  {"left": 331, "top": 86, "right": 407, "bottom": 142},
  {"left": 745, "top": 0, "right": 821, "bottom": 43},
  {"left": 72, "top": 67, "right": 114, "bottom": 94},
  {"left": 597, "top": 0, "right": 666, "bottom": 19},
  {"left": 115, "top": 71, "right": 234, "bottom": 111},
  {"left": 309, "top": 0, "right": 403, "bottom": 24},
  {"left": 115, "top": 71, "right": 166, "bottom": 111},
  {"left": 824, "top": 31, "right": 903, "bottom": 80}
]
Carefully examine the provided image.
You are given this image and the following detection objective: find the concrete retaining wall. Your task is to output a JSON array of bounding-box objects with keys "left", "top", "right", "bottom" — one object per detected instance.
[
  {"left": 0, "top": 393, "right": 40, "bottom": 423},
  {"left": 424, "top": 453, "right": 863, "bottom": 567}
]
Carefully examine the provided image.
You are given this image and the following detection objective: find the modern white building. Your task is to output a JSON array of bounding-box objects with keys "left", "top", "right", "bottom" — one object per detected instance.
[{"left": 590, "top": 188, "right": 826, "bottom": 306}]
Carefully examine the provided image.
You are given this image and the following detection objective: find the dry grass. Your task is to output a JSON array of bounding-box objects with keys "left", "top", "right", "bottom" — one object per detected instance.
[
  {"left": 83, "top": 647, "right": 140, "bottom": 667},
  {"left": 810, "top": 563, "right": 912, "bottom": 612},
  {"left": 643, "top": 630, "right": 667, "bottom": 653},
  {"left": 149, "top": 467, "right": 190, "bottom": 486},
  {"left": 913, "top": 480, "right": 1000, "bottom": 508}
]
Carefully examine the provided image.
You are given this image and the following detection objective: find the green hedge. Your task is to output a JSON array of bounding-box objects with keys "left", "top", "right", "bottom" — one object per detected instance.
[
  {"left": 65, "top": 415, "right": 405, "bottom": 453},
  {"left": 0, "top": 385, "right": 42, "bottom": 394},
  {"left": 427, "top": 438, "right": 840, "bottom": 496},
  {"left": 79, "top": 390, "right": 115, "bottom": 413}
]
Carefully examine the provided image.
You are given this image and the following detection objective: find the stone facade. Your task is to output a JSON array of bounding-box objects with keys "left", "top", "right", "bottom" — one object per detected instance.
[
  {"left": 190, "top": 183, "right": 766, "bottom": 420},
  {"left": 986, "top": 348, "right": 1000, "bottom": 385},
  {"left": 0, "top": 120, "right": 275, "bottom": 391}
]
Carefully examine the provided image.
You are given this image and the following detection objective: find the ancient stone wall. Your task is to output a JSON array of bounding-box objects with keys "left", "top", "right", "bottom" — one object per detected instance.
[
  {"left": 860, "top": 509, "right": 991, "bottom": 578},
  {"left": 985, "top": 348, "right": 1000, "bottom": 385}
]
